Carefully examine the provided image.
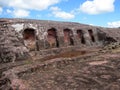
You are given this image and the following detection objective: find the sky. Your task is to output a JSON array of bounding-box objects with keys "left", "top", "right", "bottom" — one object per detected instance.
[{"left": 0, "top": 0, "right": 120, "bottom": 28}]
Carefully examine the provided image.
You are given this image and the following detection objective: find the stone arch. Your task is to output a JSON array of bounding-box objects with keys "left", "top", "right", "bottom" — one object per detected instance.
[
  {"left": 23, "top": 28, "right": 37, "bottom": 51},
  {"left": 63, "top": 28, "right": 74, "bottom": 45},
  {"left": 88, "top": 29, "right": 95, "bottom": 42},
  {"left": 77, "top": 29, "right": 85, "bottom": 44},
  {"left": 47, "top": 28, "right": 59, "bottom": 48}
]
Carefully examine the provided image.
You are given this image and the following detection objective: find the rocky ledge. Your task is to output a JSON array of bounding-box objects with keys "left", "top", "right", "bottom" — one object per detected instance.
[{"left": 0, "top": 44, "right": 120, "bottom": 90}]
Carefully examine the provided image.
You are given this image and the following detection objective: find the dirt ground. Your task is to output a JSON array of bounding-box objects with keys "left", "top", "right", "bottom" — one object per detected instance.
[
  {"left": 22, "top": 53, "right": 120, "bottom": 90},
  {"left": 0, "top": 47, "right": 120, "bottom": 90}
]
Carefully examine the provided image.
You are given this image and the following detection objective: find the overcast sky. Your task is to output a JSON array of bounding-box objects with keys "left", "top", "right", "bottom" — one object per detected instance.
[{"left": 0, "top": 0, "right": 120, "bottom": 28}]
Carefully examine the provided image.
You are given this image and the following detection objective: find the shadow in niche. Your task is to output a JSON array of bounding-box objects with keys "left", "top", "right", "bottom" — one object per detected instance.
[
  {"left": 77, "top": 30, "right": 85, "bottom": 44},
  {"left": 88, "top": 29, "right": 95, "bottom": 42},
  {"left": 23, "top": 28, "right": 37, "bottom": 51},
  {"left": 63, "top": 28, "right": 74, "bottom": 45},
  {"left": 47, "top": 28, "right": 59, "bottom": 48}
]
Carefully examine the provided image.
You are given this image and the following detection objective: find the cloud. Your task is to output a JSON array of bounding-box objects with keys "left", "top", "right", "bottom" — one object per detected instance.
[
  {"left": 6, "top": 9, "right": 12, "bottom": 13},
  {"left": 107, "top": 21, "right": 120, "bottom": 28},
  {"left": 0, "top": 0, "right": 61, "bottom": 11},
  {"left": 13, "top": 9, "right": 30, "bottom": 18},
  {"left": 0, "top": 7, "right": 3, "bottom": 14},
  {"left": 50, "top": 7, "right": 75, "bottom": 19},
  {"left": 0, "top": 0, "right": 62, "bottom": 17},
  {"left": 80, "top": 0, "right": 115, "bottom": 14},
  {"left": 6, "top": 9, "right": 30, "bottom": 18}
]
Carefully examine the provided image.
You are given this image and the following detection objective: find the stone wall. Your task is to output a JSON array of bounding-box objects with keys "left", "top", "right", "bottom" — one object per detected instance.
[{"left": 0, "top": 18, "right": 120, "bottom": 63}]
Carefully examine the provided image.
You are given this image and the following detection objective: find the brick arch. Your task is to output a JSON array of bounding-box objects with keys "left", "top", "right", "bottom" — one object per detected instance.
[
  {"left": 63, "top": 28, "right": 74, "bottom": 45},
  {"left": 76, "top": 29, "right": 85, "bottom": 44},
  {"left": 47, "top": 28, "right": 59, "bottom": 48}
]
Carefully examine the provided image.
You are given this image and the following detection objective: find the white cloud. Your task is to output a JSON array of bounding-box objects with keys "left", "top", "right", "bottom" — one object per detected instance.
[
  {"left": 50, "top": 7, "right": 75, "bottom": 19},
  {"left": 50, "top": 7, "right": 60, "bottom": 11},
  {"left": 13, "top": 9, "right": 30, "bottom": 18},
  {"left": 80, "top": 0, "right": 115, "bottom": 14},
  {"left": 6, "top": 8, "right": 30, "bottom": 17},
  {"left": 0, "top": 0, "right": 63, "bottom": 18},
  {"left": 0, "top": 0, "right": 61, "bottom": 11},
  {"left": 0, "top": 7, "right": 3, "bottom": 14},
  {"left": 107, "top": 21, "right": 120, "bottom": 28},
  {"left": 89, "top": 24, "right": 94, "bottom": 26},
  {"left": 6, "top": 9, "right": 12, "bottom": 13}
]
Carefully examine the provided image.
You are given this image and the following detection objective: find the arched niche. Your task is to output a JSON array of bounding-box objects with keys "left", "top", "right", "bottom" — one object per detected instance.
[
  {"left": 63, "top": 28, "right": 74, "bottom": 45},
  {"left": 47, "top": 28, "right": 59, "bottom": 48},
  {"left": 88, "top": 29, "right": 95, "bottom": 42},
  {"left": 23, "top": 28, "right": 36, "bottom": 51},
  {"left": 77, "top": 29, "right": 85, "bottom": 44}
]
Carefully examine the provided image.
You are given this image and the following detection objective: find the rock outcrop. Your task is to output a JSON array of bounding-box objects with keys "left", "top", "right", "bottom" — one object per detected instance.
[
  {"left": 0, "top": 18, "right": 120, "bottom": 63},
  {"left": 0, "top": 18, "right": 120, "bottom": 90}
]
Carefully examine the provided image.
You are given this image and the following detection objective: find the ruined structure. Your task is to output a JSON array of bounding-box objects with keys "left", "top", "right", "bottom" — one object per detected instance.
[
  {"left": 0, "top": 18, "right": 120, "bottom": 63},
  {"left": 0, "top": 18, "right": 120, "bottom": 90}
]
